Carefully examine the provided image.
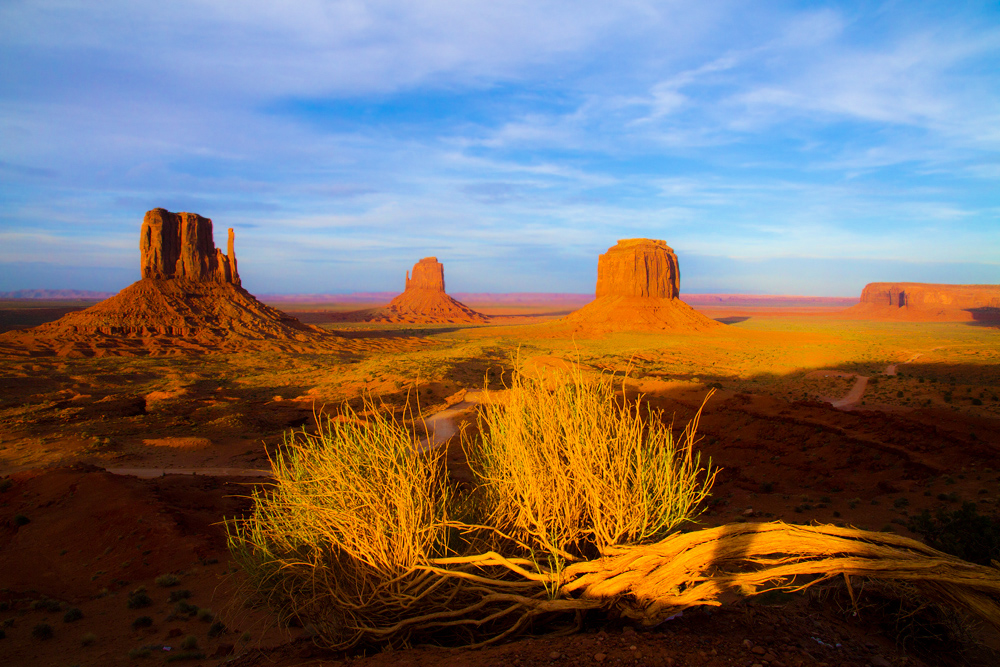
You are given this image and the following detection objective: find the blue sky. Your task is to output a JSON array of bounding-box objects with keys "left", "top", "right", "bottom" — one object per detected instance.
[{"left": 1, "top": 1, "right": 998, "bottom": 296}]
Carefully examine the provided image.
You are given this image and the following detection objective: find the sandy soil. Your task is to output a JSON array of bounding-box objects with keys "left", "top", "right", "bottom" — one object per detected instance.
[{"left": 1, "top": 305, "right": 999, "bottom": 666}]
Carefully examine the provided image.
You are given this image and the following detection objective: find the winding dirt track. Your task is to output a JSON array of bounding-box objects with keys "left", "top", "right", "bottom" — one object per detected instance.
[
  {"left": 109, "top": 392, "right": 484, "bottom": 478},
  {"left": 830, "top": 352, "right": 925, "bottom": 410}
]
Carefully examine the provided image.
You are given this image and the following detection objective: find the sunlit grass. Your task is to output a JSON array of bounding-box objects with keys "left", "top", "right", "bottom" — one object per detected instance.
[{"left": 467, "top": 362, "right": 716, "bottom": 562}]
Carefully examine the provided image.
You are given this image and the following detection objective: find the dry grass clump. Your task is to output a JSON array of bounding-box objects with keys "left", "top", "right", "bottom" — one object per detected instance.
[
  {"left": 468, "top": 364, "right": 716, "bottom": 561},
  {"left": 227, "top": 396, "right": 456, "bottom": 644}
]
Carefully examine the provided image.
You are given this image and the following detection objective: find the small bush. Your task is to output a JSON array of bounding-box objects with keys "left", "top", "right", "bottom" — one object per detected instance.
[
  {"left": 208, "top": 620, "right": 226, "bottom": 637},
  {"left": 81, "top": 632, "right": 97, "bottom": 646},
  {"left": 165, "top": 651, "right": 205, "bottom": 663},
  {"left": 0, "top": 479, "right": 12, "bottom": 493},
  {"left": 31, "top": 598, "right": 61, "bottom": 612},
  {"left": 127, "top": 646, "right": 151, "bottom": 658},
  {"left": 63, "top": 607, "right": 83, "bottom": 623},
  {"left": 180, "top": 635, "right": 198, "bottom": 650},
  {"left": 168, "top": 589, "right": 191, "bottom": 602},
  {"left": 155, "top": 574, "right": 180, "bottom": 587},
  {"left": 173, "top": 601, "right": 198, "bottom": 615},
  {"left": 908, "top": 502, "right": 1000, "bottom": 566},
  {"left": 127, "top": 588, "right": 152, "bottom": 609},
  {"left": 13, "top": 514, "right": 30, "bottom": 527},
  {"left": 32, "top": 623, "right": 53, "bottom": 640},
  {"left": 131, "top": 616, "right": 153, "bottom": 630},
  {"left": 197, "top": 608, "right": 213, "bottom": 622}
]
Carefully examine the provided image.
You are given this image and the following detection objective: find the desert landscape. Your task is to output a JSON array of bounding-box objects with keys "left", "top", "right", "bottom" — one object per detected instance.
[
  {"left": 4, "top": 4, "right": 1000, "bottom": 667},
  {"left": 0, "top": 213, "right": 998, "bottom": 667}
]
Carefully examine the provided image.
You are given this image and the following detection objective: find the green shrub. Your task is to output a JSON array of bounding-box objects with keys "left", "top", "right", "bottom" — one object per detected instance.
[
  {"left": 180, "top": 635, "right": 198, "bottom": 650},
  {"left": 907, "top": 502, "right": 1000, "bottom": 566},
  {"left": 155, "top": 574, "right": 180, "bottom": 587},
  {"left": 13, "top": 515, "right": 29, "bottom": 527},
  {"left": 126, "top": 588, "right": 152, "bottom": 609},
  {"left": 81, "top": 632, "right": 97, "bottom": 646},
  {"left": 63, "top": 607, "right": 83, "bottom": 623},
  {"left": 168, "top": 589, "right": 191, "bottom": 603},
  {"left": 131, "top": 616, "right": 153, "bottom": 630},
  {"left": 32, "top": 623, "right": 53, "bottom": 640}
]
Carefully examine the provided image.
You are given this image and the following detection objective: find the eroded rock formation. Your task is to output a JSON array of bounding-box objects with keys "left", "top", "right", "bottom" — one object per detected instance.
[
  {"left": 0, "top": 209, "right": 332, "bottom": 356},
  {"left": 140, "top": 208, "right": 239, "bottom": 285},
  {"left": 845, "top": 283, "right": 1000, "bottom": 322},
  {"left": 596, "top": 239, "right": 680, "bottom": 299},
  {"left": 355, "top": 257, "right": 488, "bottom": 324},
  {"left": 405, "top": 257, "right": 446, "bottom": 292},
  {"left": 564, "top": 238, "right": 719, "bottom": 333}
]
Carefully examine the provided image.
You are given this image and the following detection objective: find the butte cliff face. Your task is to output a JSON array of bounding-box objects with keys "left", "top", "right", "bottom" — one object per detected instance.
[
  {"left": 595, "top": 238, "right": 680, "bottom": 299},
  {"left": 845, "top": 282, "right": 1000, "bottom": 322},
  {"left": 0, "top": 209, "right": 331, "bottom": 356},
  {"left": 140, "top": 208, "right": 239, "bottom": 284},
  {"left": 564, "top": 239, "right": 719, "bottom": 333},
  {"left": 362, "top": 257, "right": 488, "bottom": 324}
]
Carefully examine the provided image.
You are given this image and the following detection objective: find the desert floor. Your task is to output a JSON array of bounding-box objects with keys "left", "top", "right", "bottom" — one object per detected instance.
[{"left": 1, "top": 299, "right": 999, "bottom": 666}]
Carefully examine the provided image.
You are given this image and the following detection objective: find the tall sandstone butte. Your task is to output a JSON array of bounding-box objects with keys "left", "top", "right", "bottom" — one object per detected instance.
[
  {"left": 364, "top": 257, "right": 487, "bottom": 323},
  {"left": 405, "top": 257, "right": 446, "bottom": 292},
  {"left": 0, "top": 208, "right": 330, "bottom": 356},
  {"left": 140, "top": 208, "right": 240, "bottom": 285},
  {"left": 565, "top": 238, "right": 718, "bottom": 333},
  {"left": 845, "top": 282, "right": 1000, "bottom": 322},
  {"left": 595, "top": 238, "right": 680, "bottom": 299}
]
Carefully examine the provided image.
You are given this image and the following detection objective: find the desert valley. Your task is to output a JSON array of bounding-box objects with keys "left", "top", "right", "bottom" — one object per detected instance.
[{"left": 0, "top": 210, "right": 998, "bottom": 667}]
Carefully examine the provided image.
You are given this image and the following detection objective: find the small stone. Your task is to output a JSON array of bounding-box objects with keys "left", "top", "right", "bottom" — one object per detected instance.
[
  {"left": 871, "top": 656, "right": 892, "bottom": 667},
  {"left": 629, "top": 645, "right": 637, "bottom": 651},
  {"left": 549, "top": 651, "right": 561, "bottom": 660},
  {"left": 744, "top": 639, "right": 754, "bottom": 649},
  {"left": 764, "top": 651, "right": 778, "bottom": 661},
  {"left": 752, "top": 646, "right": 766, "bottom": 655},
  {"left": 593, "top": 653, "right": 606, "bottom": 662}
]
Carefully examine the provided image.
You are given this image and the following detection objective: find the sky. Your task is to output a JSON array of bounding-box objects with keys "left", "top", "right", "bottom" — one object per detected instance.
[{"left": 1, "top": 1, "right": 999, "bottom": 296}]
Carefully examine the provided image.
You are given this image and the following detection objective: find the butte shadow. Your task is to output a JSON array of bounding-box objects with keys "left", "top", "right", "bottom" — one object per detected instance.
[{"left": 0, "top": 208, "right": 337, "bottom": 357}]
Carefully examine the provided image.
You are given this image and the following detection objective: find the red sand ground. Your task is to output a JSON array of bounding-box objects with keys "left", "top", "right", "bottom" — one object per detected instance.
[{"left": 1, "top": 296, "right": 999, "bottom": 666}]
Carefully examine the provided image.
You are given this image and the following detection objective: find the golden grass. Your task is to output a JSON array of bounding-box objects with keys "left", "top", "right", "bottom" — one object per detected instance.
[{"left": 465, "top": 363, "right": 716, "bottom": 562}]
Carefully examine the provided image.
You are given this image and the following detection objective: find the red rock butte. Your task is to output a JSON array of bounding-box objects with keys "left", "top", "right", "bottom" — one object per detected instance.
[
  {"left": 363, "top": 257, "right": 488, "bottom": 324},
  {"left": 844, "top": 282, "right": 1000, "bottom": 322},
  {"left": 0, "top": 209, "right": 331, "bottom": 356},
  {"left": 564, "top": 239, "right": 719, "bottom": 333},
  {"left": 140, "top": 208, "right": 239, "bottom": 284}
]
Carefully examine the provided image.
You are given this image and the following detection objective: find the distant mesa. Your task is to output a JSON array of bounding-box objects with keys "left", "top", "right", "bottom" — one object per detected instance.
[
  {"left": 844, "top": 282, "right": 1000, "bottom": 322},
  {"left": 564, "top": 239, "right": 720, "bottom": 333},
  {"left": 0, "top": 209, "right": 332, "bottom": 357},
  {"left": 346, "top": 257, "right": 489, "bottom": 324}
]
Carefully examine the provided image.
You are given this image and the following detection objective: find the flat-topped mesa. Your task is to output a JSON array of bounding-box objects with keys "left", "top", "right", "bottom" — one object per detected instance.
[
  {"left": 564, "top": 238, "right": 718, "bottom": 333},
  {"left": 140, "top": 208, "right": 240, "bottom": 285},
  {"left": 859, "top": 282, "right": 1000, "bottom": 309},
  {"left": 405, "top": 257, "right": 445, "bottom": 292},
  {"left": 846, "top": 282, "right": 1000, "bottom": 322},
  {"left": 595, "top": 239, "right": 680, "bottom": 299}
]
